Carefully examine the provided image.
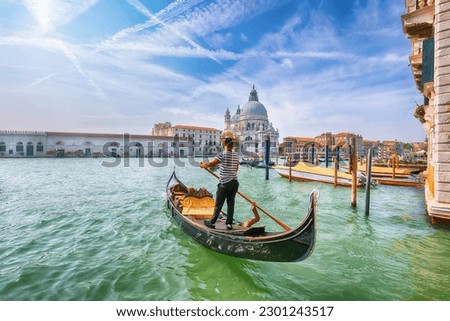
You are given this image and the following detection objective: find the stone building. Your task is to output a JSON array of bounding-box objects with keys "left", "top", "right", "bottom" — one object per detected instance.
[
  {"left": 402, "top": 0, "right": 450, "bottom": 222},
  {"left": 172, "top": 125, "right": 222, "bottom": 156},
  {"left": 280, "top": 132, "right": 364, "bottom": 162},
  {"left": 280, "top": 136, "right": 316, "bottom": 162},
  {"left": 0, "top": 130, "right": 189, "bottom": 158},
  {"left": 152, "top": 122, "right": 173, "bottom": 136},
  {"left": 224, "top": 86, "right": 279, "bottom": 158},
  {"left": 151, "top": 123, "right": 222, "bottom": 156}
]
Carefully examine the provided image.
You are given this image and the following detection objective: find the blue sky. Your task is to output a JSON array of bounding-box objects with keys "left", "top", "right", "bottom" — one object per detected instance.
[{"left": 0, "top": 0, "right": 425, "bottom": 142}]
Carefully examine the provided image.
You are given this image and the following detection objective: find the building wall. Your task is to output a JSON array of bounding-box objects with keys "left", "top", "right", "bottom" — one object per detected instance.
[
  {"left": 0, "top": 131, "right": 190, "bottom": 158},
  {"left": 0, "top": 131, "right": 47, "bottom": 157},
  {"left": 172, "top": 125, "right": 221, "bottom": 156},
  {"left": 403, "top": 0, "right": 450, "bottom": 221},
  {"left": 433, "top": 0, "right": 450, "bottom": 207}
]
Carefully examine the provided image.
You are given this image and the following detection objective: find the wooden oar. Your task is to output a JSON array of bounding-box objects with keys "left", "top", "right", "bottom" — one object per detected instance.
[{"left": 202, "top": 166, "right": 291, "bottom": 231}]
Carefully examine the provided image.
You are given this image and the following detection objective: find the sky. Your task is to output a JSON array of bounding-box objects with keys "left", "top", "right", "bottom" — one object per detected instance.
[{"left": 0, "top": 0, "right": 425, "bottom": 142}]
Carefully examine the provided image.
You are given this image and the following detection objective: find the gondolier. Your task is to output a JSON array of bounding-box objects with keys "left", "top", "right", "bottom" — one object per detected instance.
[{"left": 200, "top": 130, "right": 239, "bottom": 230}]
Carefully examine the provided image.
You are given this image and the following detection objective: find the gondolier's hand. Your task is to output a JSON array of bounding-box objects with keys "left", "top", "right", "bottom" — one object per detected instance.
[{"left": 199, "top": 162, "right": 208, "bottom": 169}]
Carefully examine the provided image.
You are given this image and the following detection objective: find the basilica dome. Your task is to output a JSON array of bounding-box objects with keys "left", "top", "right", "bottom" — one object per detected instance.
[
  {"left": 240, "top": 86, "right": 268, "bottom": 116},
  {"left": 241, "top": 101, "right": 268, "bottom": 116}
]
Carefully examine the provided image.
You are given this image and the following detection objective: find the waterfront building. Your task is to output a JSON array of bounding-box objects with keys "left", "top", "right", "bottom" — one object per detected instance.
[
  {"left": 152, "top": 122, "right": 173, "bottom": 136},
  {"left": 151, "top": 123, "right": 222, "bottom": 156},
  {"left": 402, "top": 0, "right": 450, "bottom": 222},
  {"left": 376, "top": 140, "right": 404, "bottom": 161},
  {"left": 172, "top": 125, "right": 222, "bottom": 156},
  {"left": 0, "top": 130, "right": 190, "bottom": 158},
  {"left": 280, "top": 136, "right": 316, "bottom": 162},
  {"left": 224, "top": 86, "right": 279, "bottom": 158},
  {"left": 281, "top": 136, "right": 316, "bottom": 155},
  {"left": 315, "top": 132, "right": 335, "bottom": 147},
  {"left": 279, "top": 132, "right": 415, "bottom": 164},
  {"left": 333, "top": 132, "right": 364, "bottom": 157},
  {"left": 362, "top": 140, "right": 381, "bottom": 158}
]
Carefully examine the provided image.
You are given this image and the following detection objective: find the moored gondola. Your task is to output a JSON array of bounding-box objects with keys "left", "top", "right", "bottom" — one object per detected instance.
[{"left": 166, "top": 171, "right": 319, "bottom": 262}]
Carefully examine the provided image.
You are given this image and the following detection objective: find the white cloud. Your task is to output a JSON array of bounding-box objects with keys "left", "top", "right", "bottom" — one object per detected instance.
[
  {"left": 0, "top": 1, "right": 425, "bottom": 141},
  {"left": 22, "top": 0, "right": 98, "bottom": 33}
]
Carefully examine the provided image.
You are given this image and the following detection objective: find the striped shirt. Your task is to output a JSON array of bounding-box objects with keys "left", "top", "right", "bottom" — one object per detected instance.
[{"left": 215, "top": 151, "right": 239, "bottom": 184}]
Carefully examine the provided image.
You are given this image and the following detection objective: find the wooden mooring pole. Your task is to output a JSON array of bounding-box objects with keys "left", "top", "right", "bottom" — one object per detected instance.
[
  {"left": 333, "top": 157, "right": 338, "bottom": 187},
  {"left": 391, "top": 154, "right": 398, "bottom": 179},
  {"left": 365, "top": 148, "right": 372, "bottom": 216},
  {"left": 351, "top": 138, "right": 357, "bottom": 208},
  {"left": 288, "top": 156, "right": 292, "bottom": 182},
  {"left": 265, "top": 135, "right": 270, "bottom": 180}
]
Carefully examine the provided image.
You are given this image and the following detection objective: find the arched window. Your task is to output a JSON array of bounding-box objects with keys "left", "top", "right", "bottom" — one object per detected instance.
[
  {"left": 26, "top": 142, "right": 34, "bottom": 156},
  {"left": 36, "top": 142, "right": 44, "bottom": 152},
  {"left": 246, "top": 123, "right": 251, "bottom": 131},
  {"left": 0, "top": 141, "right": 6, "bottom": 152},
  {"left": 16, "top": 142, "right": 23, "bottom": 152}
]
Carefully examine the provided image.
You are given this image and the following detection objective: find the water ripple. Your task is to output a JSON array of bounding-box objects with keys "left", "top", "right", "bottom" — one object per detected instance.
[{"left": 0, "top": 158, "right": 448, "bottom": 300}]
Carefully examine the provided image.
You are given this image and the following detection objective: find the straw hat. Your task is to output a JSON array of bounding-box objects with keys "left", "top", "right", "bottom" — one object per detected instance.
[{"left": 221, "top": 130, "right": 236, "bottom": 142}]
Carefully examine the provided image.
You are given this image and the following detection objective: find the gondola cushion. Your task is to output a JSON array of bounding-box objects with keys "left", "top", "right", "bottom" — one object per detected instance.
[{"left": 180, "top": 196, "right": 215, "bottom": 219}]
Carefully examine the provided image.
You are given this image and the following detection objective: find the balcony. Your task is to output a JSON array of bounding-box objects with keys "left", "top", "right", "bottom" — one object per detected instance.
[{"left": 402, "top": 0, "right": 435, "bottom": 39}]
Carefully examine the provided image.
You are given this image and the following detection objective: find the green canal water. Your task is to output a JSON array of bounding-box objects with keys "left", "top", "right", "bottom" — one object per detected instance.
[{"left": 0, "top": 158, "right": 449, "bottom": 301}]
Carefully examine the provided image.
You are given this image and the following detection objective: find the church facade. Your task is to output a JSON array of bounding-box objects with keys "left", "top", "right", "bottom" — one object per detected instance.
[{"left": 224, "top": 86, "right": 279, "bottom": 158}]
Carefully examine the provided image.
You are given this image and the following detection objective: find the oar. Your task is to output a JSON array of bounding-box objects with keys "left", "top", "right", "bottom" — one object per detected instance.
[{"left": 202, "top": 166, "right": 291, "bottom": 231}]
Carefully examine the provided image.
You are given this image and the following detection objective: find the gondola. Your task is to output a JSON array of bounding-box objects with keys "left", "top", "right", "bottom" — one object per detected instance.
[{"left": 166, "top": 171, "right": 319, "bottom": 262}]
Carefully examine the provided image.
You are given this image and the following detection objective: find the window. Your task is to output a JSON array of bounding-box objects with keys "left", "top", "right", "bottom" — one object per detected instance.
[
  {"left": 26, "top": 142, "right": 34, "bottom": 156},
  {"left": 16, "top": 142, "right": 23, "bottom": 152},
  {"left": 36, "top": 142, "right": 44, "bottom": 152},
  {"left": 422, "top": 37, "right": 434, "bottom": 86},
  {"left": 0, "top": 142, "right": 5, "bottom": 152}
]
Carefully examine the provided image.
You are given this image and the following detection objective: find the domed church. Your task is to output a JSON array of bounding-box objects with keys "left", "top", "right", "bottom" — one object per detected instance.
[{"left": 224, "top": 85, "right": 279, "bottom": 157}]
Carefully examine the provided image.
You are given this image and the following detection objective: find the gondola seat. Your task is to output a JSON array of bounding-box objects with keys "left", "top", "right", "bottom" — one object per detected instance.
[{"left": 180, "top": 196, "right": 215, "bottom": 219}]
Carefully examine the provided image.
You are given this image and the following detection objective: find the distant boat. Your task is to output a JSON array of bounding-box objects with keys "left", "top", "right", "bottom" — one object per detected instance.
[
  {"left": 275, "top": 162, "right": 366, "bottom": 187},
  {"left": 372, "top": 175, "right": 424, "bottom": 188},
  {"left": 348, "top": 164, "right": 413, "bottom": 178},
  {"left": 239, "top": 158, "right": 274, "bottom": 168},
  {"left": 254, "top": 161, "right": 275, "bottom": 168},
  {"left": 341, "top": 164, "right": 424, "bottom": 187},
  {"left": 239, "top": 158, "right": 260, "bottom": 167}
]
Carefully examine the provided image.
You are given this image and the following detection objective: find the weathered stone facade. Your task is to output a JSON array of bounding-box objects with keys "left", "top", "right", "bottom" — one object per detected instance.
[
  {"left": 402, "top": 0, "right": 450, "bottom": 222},
  {"left": 0, "top": 130, "right": 190, "bottom": 158},
  {"left": 151, "top": 123, "right": 222, "bottom": 156}
]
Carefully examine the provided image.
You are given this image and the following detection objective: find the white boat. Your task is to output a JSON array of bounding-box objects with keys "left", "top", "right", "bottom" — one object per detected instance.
[{"left": 275, "top": 162, "right": 365, "bottom": 187}]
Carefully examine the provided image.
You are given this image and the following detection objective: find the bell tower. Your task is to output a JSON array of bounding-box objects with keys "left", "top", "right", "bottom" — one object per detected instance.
[{"left": 224, "top": 108, "right": 231, "bottom": 130}]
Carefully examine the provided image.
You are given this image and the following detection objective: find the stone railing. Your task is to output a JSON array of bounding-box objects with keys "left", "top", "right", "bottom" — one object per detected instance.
[
  {"left": 405, "top": 0, "right": 435, "bottom": 13},
  {"left": 0, "top": 130, "right": 47, "bottom": 135}
]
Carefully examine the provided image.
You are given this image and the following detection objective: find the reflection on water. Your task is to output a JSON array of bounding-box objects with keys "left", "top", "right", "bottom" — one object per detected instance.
[{"left": 0, "top": 158, "right": 448, "bottom": 300}]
